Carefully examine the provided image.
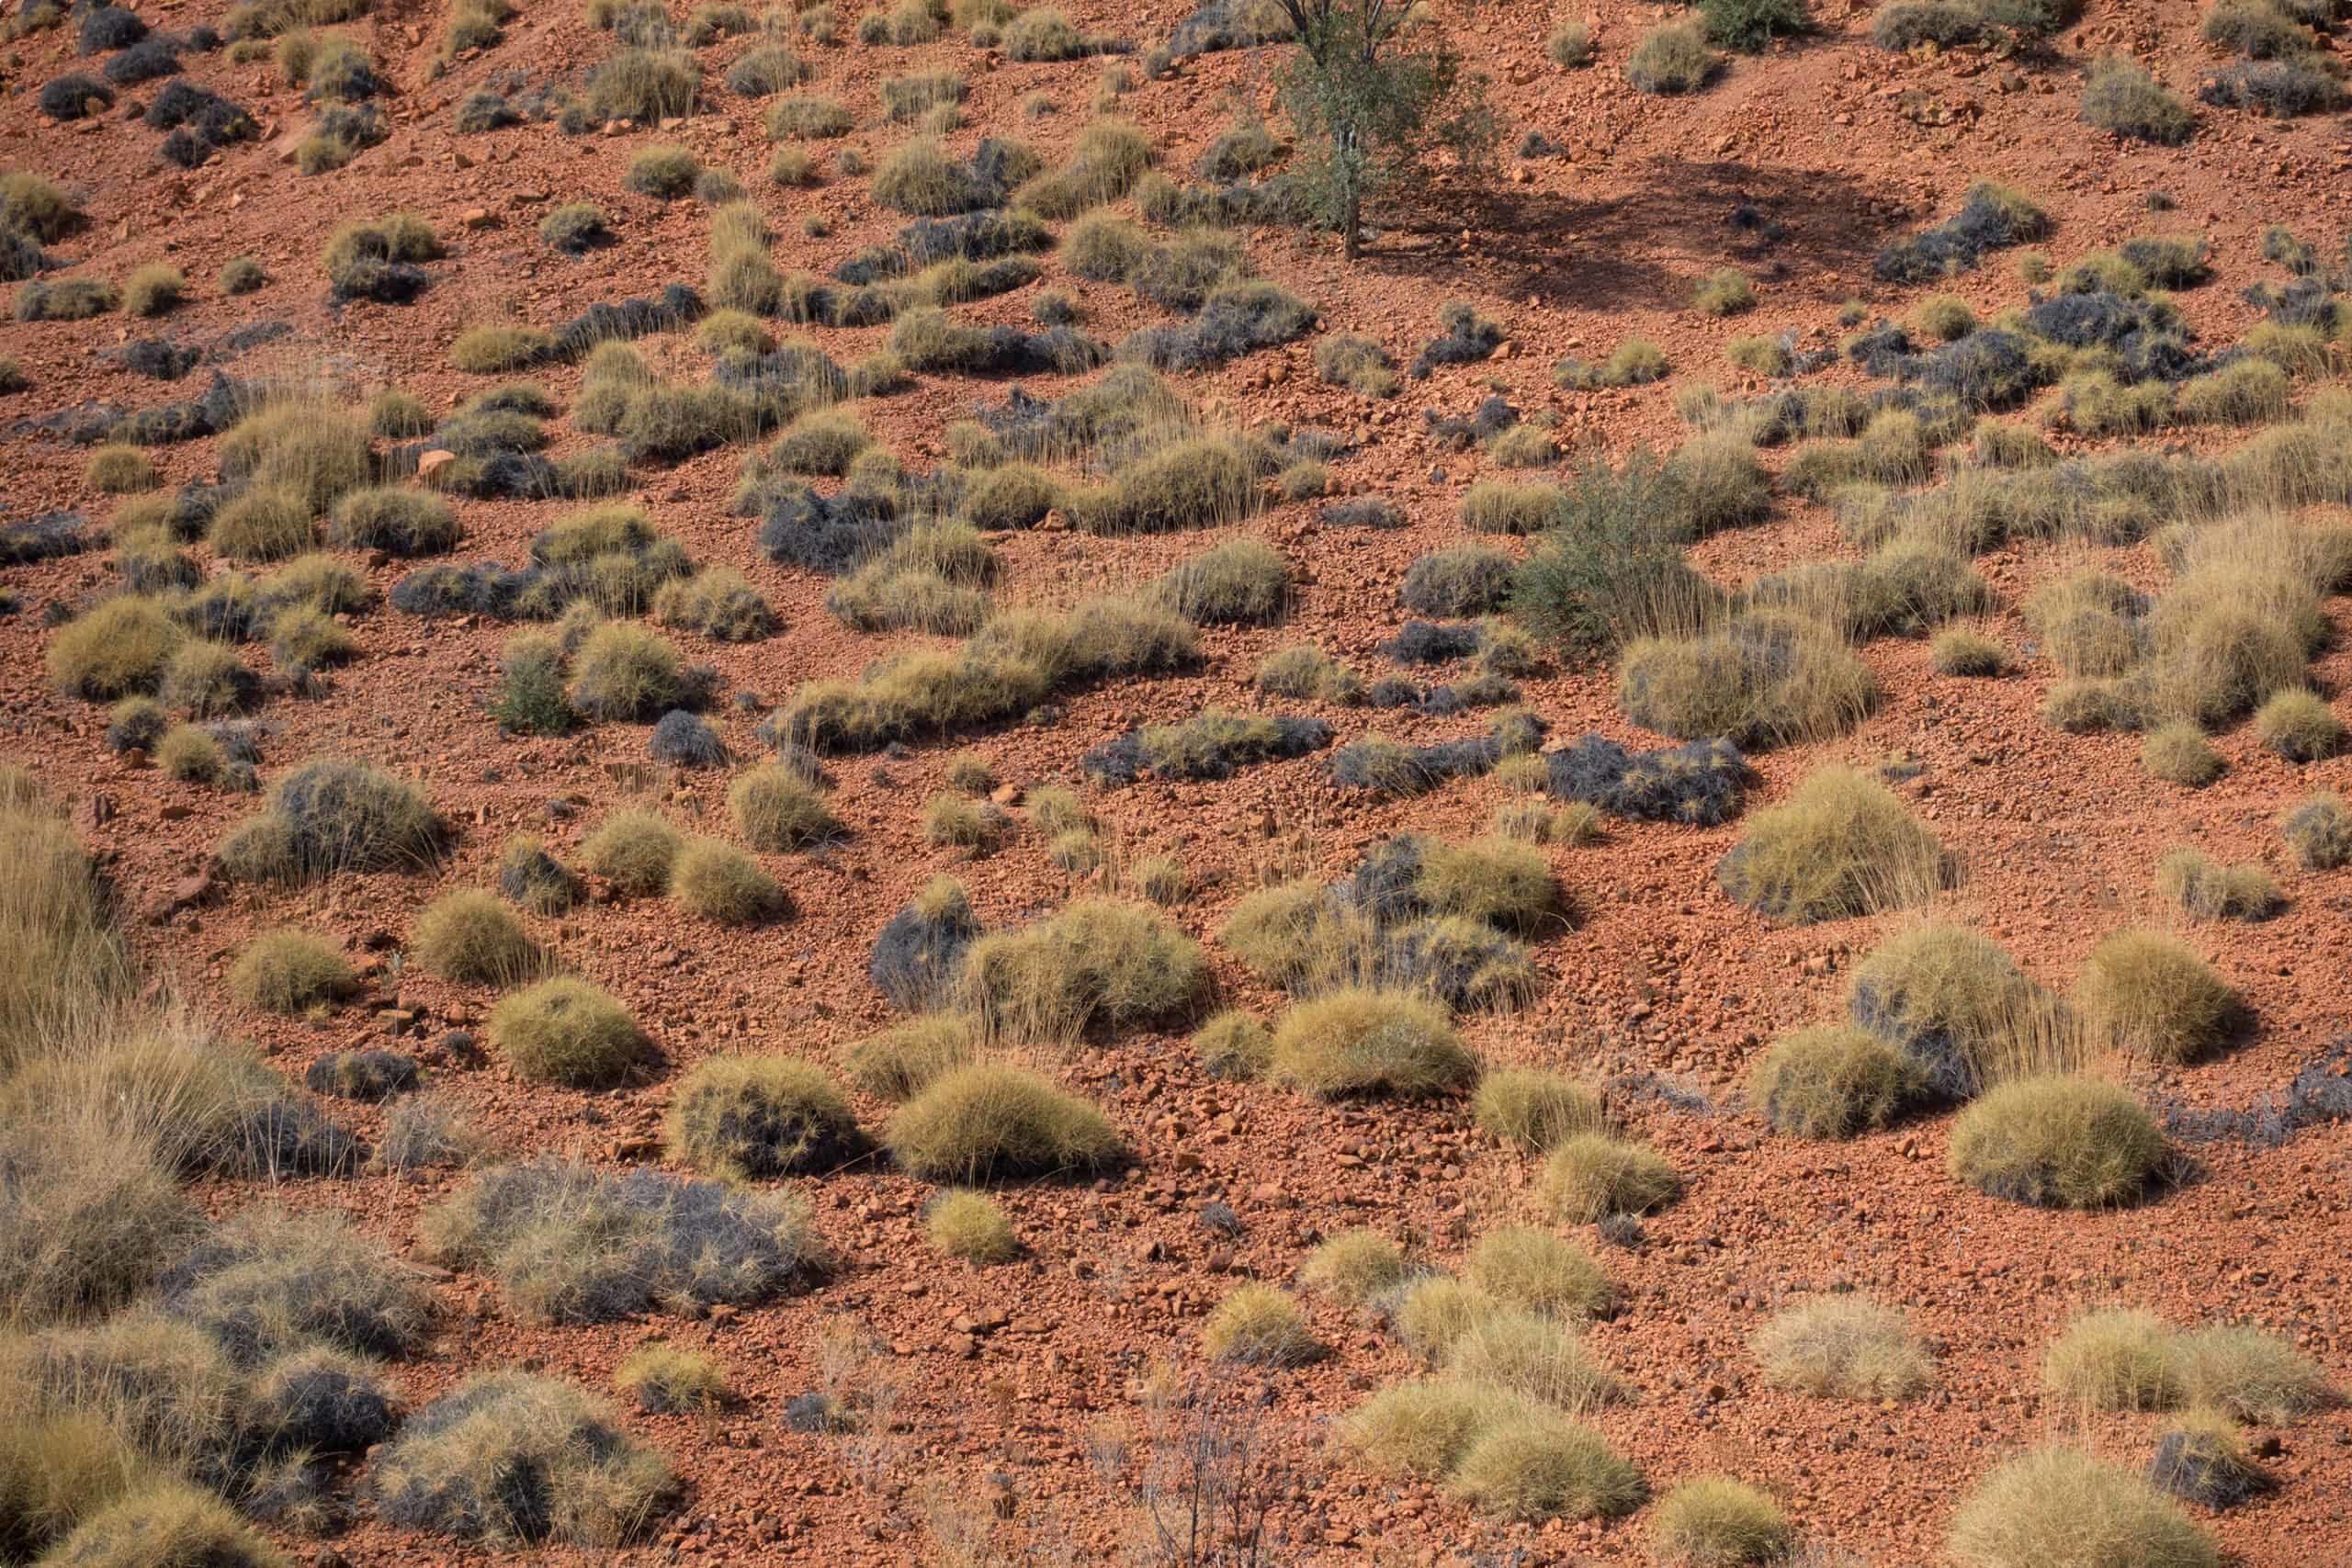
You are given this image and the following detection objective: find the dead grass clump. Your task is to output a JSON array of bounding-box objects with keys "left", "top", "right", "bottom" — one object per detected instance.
[
  {"left": 1716, "top": 765, "right": 1944, "bottom": 923},
  {"left": 1648, "top": 1478, "right": 1792, "bottom": 1566},
  {"left": 47, "top": 596, "right": 183, "bottom": 699},
  {"left": 1341, "top": 1378, "right": 1513, "bottom": 1477},
  {"left": 1617, "top": 614, "right": 1876, "bottom": 750},
  {"left": 669, "top": 839, "right": 789, "bottom": 924},
  {"left": 1847, "top": 923, "right": 2044, "bottom": 1100},
  {"left": 613, "top": 1347, "right": 727, "bottom": 1416},
  {"left": 884, "top": 1062, "right": 1123, "bottom": 1179},
  {"left": 1464, "top": 1225, "right": 1609, "bottom": 1320},
  {"left": 2082, "top": 54, "right": 2196, "bottom": 145},
  {"left": 228, "top": 931, "right": 356, "bottom": 1014},
  {"left": 1013, "top": 118, "right": 1152, "bottom": 218},
  {"left": 1471, "top": 1067, "right": 1602, "bottom": 1152},
  {"left": 422, "top": 1158, "right": 821, "bottom": 1321},
  {"left": 664, "top": 1056, "right": 858, "bottom": 1178},
  {"left": 2142, "top": 723, "right": 2222, "bottom": 786},
  {"left": 30, "top": 1483, "right": 283, "bottom": 1568},
  {"left": 2154, "top": 850, "right": 2278, "bottom": 922},
  {"left": 1748, "top": 1024, "right": 1920, "bottom": 1138},
  {"left": 1755, "top": 1296, "right": 1932, "bottom": 1401},
  {"left": 925, "top": 1190, "right": 1016, "bottom": 1263},
  {"left": 726, "top": 762, "right": 842, "bottom": 852},
  {"left": 413, "top": 889, "right": 538, "bottom": 986},
  {"left": 590, "top": 46, "right": 698, "bottom": 122},
  {"left": 1192, "top": 1010, "right": 1271, "bottom": 1079},
  {"left": 487, "top": 977, "right": 653, "bottom": 1087},
  {"left": 217, "top": 760, "right": 439, "bottom": 883},
  {"left": 1151, "top": 536, "right": 1289, "bottom": 624},
  {"left": 1447, "top": 1405, "right": 1644, "bottom": 1523},
  {"left": 1300, "top": 1229, "right": 1407, "bottom": 1306},
  {"left": 2283, "top": 792, "right": 2352, "bottom": 869},
  {"left": 2176, "top": 1325, "right": 2334, "bottom": 1425},
  {"left": 1269, "top": 988, "right": 1476, "bottom": 1099},
  {"left": 580, "top": 809, "right": 680, "bottom": 895},
  {"left": 1539, "top": 1134, "right": 1679, "bottom": 1223},
  {"left": 2074, "top": 929, "right": 2237, "bottom": 1060},
  {"left": 2044, "top": 1307, "right": 2184, "bottom": 1412},
  {"left": 843, "top": 1013, "right": 977, "bottom": 1100},
  {"left": 1948, "top": 1449, "right": 2218, "bottom": 1568},
  {"left": 2253, "top": 688, "right": 2343, "bottom": 761},
  {"left": 1202, "top": 1283, "right": 1318, "bottom": 1365},
  {"left": 1947, "top": 1076, "right": 2165, "bottom": 1208},
  {"left": 960, "top": 898, "right": 1204, "bottom": 1039},
  {"left": 1255, "top": 643, "right": 1363, "bottom": 703},
  {"left": 163, "top": 1203, "right": 430, "bottom": 1364},
  {"left": 1413, "top": 838, "right": 1561, "bottom": 933},
  {"left": 375, "top": 1371, "right": 678, "bottom": 1543}
]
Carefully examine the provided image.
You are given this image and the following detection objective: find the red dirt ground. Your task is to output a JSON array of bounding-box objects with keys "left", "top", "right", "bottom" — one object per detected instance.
[{"left": 5, "top": 0, "right": 2352, "bottom": 1562}]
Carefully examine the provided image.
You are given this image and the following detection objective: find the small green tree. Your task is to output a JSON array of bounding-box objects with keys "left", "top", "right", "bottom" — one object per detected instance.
[{"left": 1273, "top": 0, "right": 1499, "bottom": 260}]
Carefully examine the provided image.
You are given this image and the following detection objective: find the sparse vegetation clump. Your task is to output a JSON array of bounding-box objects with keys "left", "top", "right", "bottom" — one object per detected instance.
[
  {"left": 2044, "top": 1307, "right": 2183, "bottom": 1412},
  {"left": 925, "top": 1190, "right": 1017, "bottom": 1263},
  {"left": 2083, "top": 55, "right": 2195, "bottom": 144},
  {"left": 1717, "top": 766, "right": 1944, "bottom": 924},
  {"left": 1649, "top": 1478, "right": 1793, "bottom": 1567},
  {"left": 2074, "top": 929, "right": 2237, "bottom": 1060},
  {"left": 1750, "top": 1024, "right": 1920, "bottom": 1138},
  {"left": 487, "top": 977, "right": 653, "bottom": 1087},
  {"left": 2154, "top": 851, "right": 2278, "bottom": 923},
  {"left": 960, "top": 897, "right": 1204, "bottom": 1040},
  {"left": 1538, "top": 1133, "right": 1679, "bottom": 1223},
  {"left": 1202, "top": 1283, "right": 1319, "bottom": 1365},
  {"left": 884, "top": 1062, "right": 1123, "bottom": 1179},
  {"left": 1269, "top": 987, "right": 1477, "bottom": 1099},
  {"left": 2142, "top": 723, "right": 2222, "bottom": 786},
  {"left": 228, "top": 931, "right": 356, "bottom": 1014},
  {"left": 1628, "top": 19, "right": 1717, "bottom": 94},
  {"left": 664, "top": 1056, "right": 859, "bottom": 1178},
  {"left": 1948, "top": 1449, "right": 2219, "bottom": 1568},
  {"left": 2283, "top": 792, "right": 2352, "bottom": 869},
  {"left": 1447, "top": 1404, "right": 1645, "bottom": 1522},
  {"left": 376, "top": 1372, "right": 678, "bottom": 1543},
  {"left": 1300, "top": 1228, "right": 1408, "bottom": 1306},
  {"left": 1948, "top": 1076, "right": 2165, "bottom": 1208},
  {"left": 1755, "top": 1296, "right": 1931, "bottom": 1401},
  {"left": 217, "top": 760, "right": 439, "bottom": 883},
  {"left": 2253, "top": 688, "right": 2343, "bottom": 761},
  {"left": 413, "top": 888, "right": 538, "bottom": 986},
  {"left": 1472, "top": 1067, "right": 1601, "bottom": 1152}
]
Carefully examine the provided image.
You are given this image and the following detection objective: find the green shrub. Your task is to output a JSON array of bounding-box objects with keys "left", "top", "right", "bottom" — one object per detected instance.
[
  {"left": 2083, "top": 55, "right": 2195, "bottom": 144},
  {"left": 1948, "top": 1449, "right": 2218, "bottom": 1568},
  {"left": 1627, "top": 18, "right": 1716, "bottom": 93},
  {"left": 1755, "top": 1296, "right": 1931, "bottom": 1401},
  {"left": 925, "top": 1190, "right": 1016, "bottom": 1263},
  {"left": 488, "top": 977, "right": 653, "bottom": 1087},
  {"left": 2074, "top": 929, "right": 2235, "bottom": 1060},
  {"left": 226, "top": 931, "right": 356, "bottom": 1015},
  {"left": 1448, "top": 1407, "right": 1644, "bottom": 1523},
  {"left": 1538, "top": 1134, "right": 1678, "bottom": 1223},
  {"left": 1201, "top": 1283, "right": 1318, "bottom": 1365},
  {"left": 1947, "top": 1076, "right": 2165, "bottom": 1208},
  {"left": 884, "top": 1062, "right": 1122, "bottom": 1179},
  {"left": 1269, "top": 988, "right": 1476, "bottom": 1099},
  {"left": 1748, "top": 1024, "right": 1918, "bottom": 1138},
  {"left": 414, "top": 889, "right": 538, "bottom": 986},
  {"left": 664, "top": 1056, "right": 857, "bottom": 1178},
  {"left": 1648, "top": 1478, "right": 1792, "bottom": 1567},
  {"left": 1717, "top": 765, "right": 1944, "bottom": 923},
  {"left": 1509, "top": 453, "right": 1722, "bottom": 655},
  {"left": 1471, "top": 1067, "right": 1601, "bottom": 1152}
]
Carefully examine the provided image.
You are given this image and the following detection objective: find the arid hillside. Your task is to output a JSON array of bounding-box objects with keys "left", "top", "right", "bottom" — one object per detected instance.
[{"left": 3, "top": 0, "right": 2351, "bottom": 1563}]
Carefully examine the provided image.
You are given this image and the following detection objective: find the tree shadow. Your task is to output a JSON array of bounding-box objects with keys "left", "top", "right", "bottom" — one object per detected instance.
[{"left": 1369, "top": 157, "right": 1907, "bottom": 313}]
